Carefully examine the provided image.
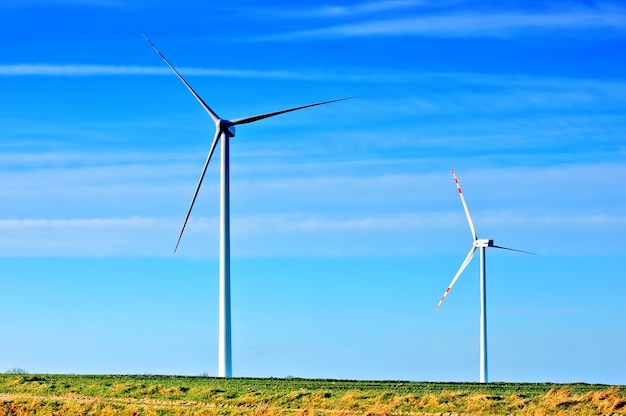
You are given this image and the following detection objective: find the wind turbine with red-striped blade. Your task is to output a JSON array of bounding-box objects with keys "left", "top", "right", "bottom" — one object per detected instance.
[
  {"left": 436, "top": 168, "right": 531, "bottom": 383},
  {"left": 143, "top": 34, "right": 353, "bottom": 378}
]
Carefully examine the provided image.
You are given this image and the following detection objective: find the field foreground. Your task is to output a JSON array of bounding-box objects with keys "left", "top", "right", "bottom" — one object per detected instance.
[{"left": 0, "top": 374, "right": 624, "bottom": 415}]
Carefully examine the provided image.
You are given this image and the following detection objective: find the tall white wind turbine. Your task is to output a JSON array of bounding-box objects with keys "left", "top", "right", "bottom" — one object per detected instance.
[
  {"left": 143, "top": 34, "right": 352, "bottom": 378},
  {"left": 436, "top": 168, "right": 531, "bottom": 383}
]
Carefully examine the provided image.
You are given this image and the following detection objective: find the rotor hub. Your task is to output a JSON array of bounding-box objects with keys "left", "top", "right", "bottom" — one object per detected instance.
[
  {"left": 218, "top": 119, "right": 236, "bottom": 138},
  {"left": 474, "top": 239, "right": 493, "bottom": 248}
]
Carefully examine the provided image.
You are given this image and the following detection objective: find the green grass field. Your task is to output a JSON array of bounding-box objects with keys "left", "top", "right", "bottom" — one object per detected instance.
[{"left": 0, "top": 374, "right": 624, "bottom": 415}]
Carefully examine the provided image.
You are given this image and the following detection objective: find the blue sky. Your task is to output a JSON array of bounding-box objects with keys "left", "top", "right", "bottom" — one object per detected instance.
[{"left": 0, "top": 0, "right": 624, "bottom": 384}]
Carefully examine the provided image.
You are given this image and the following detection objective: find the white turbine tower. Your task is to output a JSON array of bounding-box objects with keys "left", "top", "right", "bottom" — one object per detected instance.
[
  {"left": 143, "top": 34, "right": 352, "bottom": 378},
  {"left": 436, "top": 168, "right": 531, "bottom": 383}
]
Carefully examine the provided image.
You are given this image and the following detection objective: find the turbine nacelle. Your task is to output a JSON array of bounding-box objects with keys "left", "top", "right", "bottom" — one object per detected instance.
[
  {"left": 474, "top": 239, "right": 494, "bottom": 248},
  {"left": 218, "top": 120, "right": 236, "bottom": 138}
]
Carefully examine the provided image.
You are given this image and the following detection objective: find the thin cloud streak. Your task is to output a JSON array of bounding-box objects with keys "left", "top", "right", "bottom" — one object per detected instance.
[
  {"left": 264, "top": 0, "right": 422, "bottom": 18},
  {"left": 233, "top": 212, "right": 458, "bottom": 233},
  {"left": 0, "top": 0, "right": 137, "bottom": 10},
  {"left": 0, "top": 64, "right": 307, "bottom": 80},
  {"left": 232, "top": 212, "right": 626, "bottom": 233},
  {"left": 2, "top": 64, "right": 624, "bottom": 98},
  {"left": 0, "top": 217, "right": 172, "bottom": 257},
  {"left": 0, "top": 63, "right": 379, "bottom": 82},
  {"left": 255, "top": 9, "right": 626, "bottom": 41},
  {"left": 0, "top": 217, "right": 157, "bottom": 228},
  {"left": 1, "top": 212, "right": 623, "bottom": 257}
]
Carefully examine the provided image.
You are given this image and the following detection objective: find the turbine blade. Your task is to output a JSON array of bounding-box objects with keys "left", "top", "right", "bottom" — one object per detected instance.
[
  {"left": 174, "top": 129, "right": 222, "bottom": 254},
  {"left": 230, "top": 97, "right": 355, "bottom": 125},
  {"left": 436, "top": 246, "right": 476, "bottom": 310},
  {"left": 452, "top": 168, "right": 478, "bottom": 241},
  {"left": 491, "top": 244, "right": 535, "bottom": 255},
  {"left": 142, "top": 33, "right": 221, "bottom": 123}
]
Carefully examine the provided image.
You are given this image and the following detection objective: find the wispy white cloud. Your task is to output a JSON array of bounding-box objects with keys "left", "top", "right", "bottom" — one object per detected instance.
[
  {"left": 0, "top": 217, "right": 153, "bottom": 228},
  {"left": 0, "top": 64, "right": 312, "bottom": 80},
  {"left": 0, "top": 217, "right": 175, "bottom": 257},
  {"left": 1, "top": 210, "right": 624, "bottom": 257},
  {"left": 0, "top": 62, "right": 474, "bottom": 83},
  {"left": 318, "top": 0, "right": 420, "bottom": 15},
  {"left": 0, "top": 0, "right": 137, "bottom": 10},
  {"left": 265, "top": 0, "right": 424, "bottom": 18},
  {"left": 1, "top": 60, "right": 624, "bottom": 110},
  {"left": 1, "top": 147, "right": 624, "bottom": 217},
  {"left": 0, "top": 105, "right": 623, "bottom": 255},
  {"left": 233, "top": 212, "right": 456, "bottom": 233},
  {"left": 0, "top": 64, "right": 164, "bottom": 76},
  {"left": 254, "top": 8, "right": 626, "bottom": 40}
]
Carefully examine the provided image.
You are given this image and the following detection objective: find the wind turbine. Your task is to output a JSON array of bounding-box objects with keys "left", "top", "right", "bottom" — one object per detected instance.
[
  {"left": 143, "top": 34, "right": 353, "bottom": 378},
  {"left": 436, "top": 168, "right": 531, "bottom": 383}
]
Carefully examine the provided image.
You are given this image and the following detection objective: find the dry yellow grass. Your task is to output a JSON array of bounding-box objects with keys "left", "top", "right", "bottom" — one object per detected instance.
[{"left": 0, "top": 375, "right": 624, "bottom": 415}]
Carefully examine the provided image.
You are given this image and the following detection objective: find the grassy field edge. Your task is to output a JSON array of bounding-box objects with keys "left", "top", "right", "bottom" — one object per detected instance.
[{"left": 1, "top": 374, "right": 624, "bottom": 415}]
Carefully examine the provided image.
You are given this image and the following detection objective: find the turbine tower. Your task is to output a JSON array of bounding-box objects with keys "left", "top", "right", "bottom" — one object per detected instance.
[
  {"left": 436, "top": 168, "right": 530, "bottom": 383},
  {"left": 143, "top": 34, "right": 352, "bottom": 377}
]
